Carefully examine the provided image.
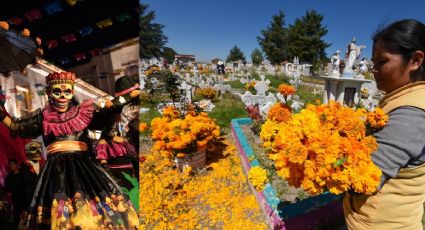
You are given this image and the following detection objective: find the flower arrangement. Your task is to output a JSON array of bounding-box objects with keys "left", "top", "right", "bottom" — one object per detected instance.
[
  {"left": 248, "top": 166, "right": 268, "bottom": 191},
  {"left": 195, "top": 87, "right": 217, "bottom": 100},
  {"left": 245, "top": 81, "right": 257, "bottom": 93},
  {"left": 150, "top": 106, "right": 220, "bottom": 159},
  {"left": 144, "top": 66, "right": 160, "bottom": 76},
  {"left": 260, "top": 101, "right": 388, "bottom": 195}
]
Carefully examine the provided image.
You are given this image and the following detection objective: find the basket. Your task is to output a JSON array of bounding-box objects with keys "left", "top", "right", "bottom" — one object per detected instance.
[{"left": 174, "top": 148, "right": 206, "bottom": 172}]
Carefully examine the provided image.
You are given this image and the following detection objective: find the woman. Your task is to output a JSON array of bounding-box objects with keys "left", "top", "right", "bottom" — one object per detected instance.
[
  {"left": 343, "top": 19, "right": 425, "bottom": 229},
  {"left": 0, "top": 72, "right": 139, "bottom": 229}
]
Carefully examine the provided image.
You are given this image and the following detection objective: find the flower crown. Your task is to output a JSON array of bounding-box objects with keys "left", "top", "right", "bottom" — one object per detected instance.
[{"left": 46, "top": 72, "right": 76, "bottom": 86}]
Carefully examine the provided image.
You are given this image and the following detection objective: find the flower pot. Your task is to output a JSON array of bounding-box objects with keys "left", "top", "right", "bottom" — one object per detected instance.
[{"left": 174, "top": 148, "right": 206, "bottom": 172}]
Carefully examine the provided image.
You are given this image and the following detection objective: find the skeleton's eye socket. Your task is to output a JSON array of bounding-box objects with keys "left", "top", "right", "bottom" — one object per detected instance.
[
  {"left": 30, "top": 147, "right": 39, "bottom": 151},
  {"left": 64, "top": 89, "right": 72, "bottom": 96},
  {"left": 52, "top": 88, "right": 61, "bottom": 96}
]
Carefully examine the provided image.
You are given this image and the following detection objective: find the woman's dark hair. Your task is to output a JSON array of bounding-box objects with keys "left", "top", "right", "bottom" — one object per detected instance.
[{"left": 373, "top": 19, "right": 425, "bottom": 79}]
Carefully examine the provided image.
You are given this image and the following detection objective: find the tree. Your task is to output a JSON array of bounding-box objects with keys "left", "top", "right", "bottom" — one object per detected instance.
[
  {"left": 162, "top": 47, "right": 177, "bottom": 64},
  {"left": 140, "top": 3, "right": 168, "bottom": 59},
  {"left": 226, "top": 45, "right": 246, "bottom": 63},
  {"left": 251, "top": 48, "right": 264, "bottom": 66},
  {"left": 287, "top": 10, "right": 330, "bottom": 70},
  {"left": 257, "top": 11, "right": 289, "bottom": 65}
]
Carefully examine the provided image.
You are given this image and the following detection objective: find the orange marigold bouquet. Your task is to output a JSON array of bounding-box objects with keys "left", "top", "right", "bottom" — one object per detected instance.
[
  {"left": 260, "top": 101, "right": 388, "bottom": 195},
  {"left": 150, "top": 106, "right": 220, "bottom": 159},
  {"left": 195, "top": 87, "right": 217, "bottom": 100}
]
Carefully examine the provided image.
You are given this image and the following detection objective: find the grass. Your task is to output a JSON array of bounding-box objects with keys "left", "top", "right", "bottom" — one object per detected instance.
[
  {"left": 224, "top": 80, "right": 245, "bottom": 89},
  {"left": 297, "top": 85, "right": 323, "bottom": 105},
  {"left": 208, "top": 93, "right": 248, "bottom": 129}
]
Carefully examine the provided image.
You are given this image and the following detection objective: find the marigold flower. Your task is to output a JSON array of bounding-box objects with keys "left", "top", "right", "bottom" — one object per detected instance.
[
  {"left": 139, "top": 123, "right": 148, "bottom": 132},
  {"left": 278, "top": 84, "right": 295, "bottom": 96},
  {"left": 248, "top": 166, "right": 268, "bottom": 191},
  {"left": 22, "top": 28, "right": 30, "bottom": 37},
  {"left": 130, "top": 89, "right": 141, "bottom": 98},
  {"left": 104, "top": 99, "right": 113, "bottom": 108},
  {"left": 0, "top": 21, "right": 9, "bottom": 30},
  {"left": 267, "top": 102, "right": 292, "bottom": 123},
  {"left": 261, "top": 100, "right": 384, "bottom": 195}
]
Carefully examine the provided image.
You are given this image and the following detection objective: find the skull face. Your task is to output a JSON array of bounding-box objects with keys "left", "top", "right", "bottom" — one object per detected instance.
[
  {"left": 25, "top": 141, "right": 42, "bottom": 162},
  {"left": 48, "top": 84, "right": 73, "bottom": 112}
]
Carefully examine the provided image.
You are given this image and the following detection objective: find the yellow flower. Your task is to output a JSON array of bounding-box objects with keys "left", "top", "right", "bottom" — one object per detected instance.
[{"left": 248, "top": 166, "right": 268, "bottom": 191}]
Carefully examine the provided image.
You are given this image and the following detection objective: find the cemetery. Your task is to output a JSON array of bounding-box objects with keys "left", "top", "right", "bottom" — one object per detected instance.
[
  {"left": 139, "top": 35, "right": 389, "bottom": 228},
  {"left": 141, "top": 3, "right": 425, "bottom": 228}
]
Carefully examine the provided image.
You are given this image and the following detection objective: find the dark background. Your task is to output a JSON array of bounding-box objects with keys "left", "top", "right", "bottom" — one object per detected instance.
[{"left": 0, "top": 0, "right": 139, "bottom": 68}]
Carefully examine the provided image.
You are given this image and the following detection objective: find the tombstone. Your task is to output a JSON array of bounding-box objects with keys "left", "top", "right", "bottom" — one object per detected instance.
[
  {"left": 196, "top": 99, "right": 215, "bottom": 112},
  {"left": 240, "top": 91, "right": 277, "bottom": 114},
  {"left": 318, "top": 75, "right": 371, "bottom": 105},
  {"left": 140, "top": 75, "right": 146, "bottom": 89},
  {"left": 178, "top": 81, "right": 193, "bottom": 102},
  {"left": 276, "top": 92, "right": 292, "bottom": 104},
  {"left": 192, "top": 75, "right": 204, "bottom": 85},
  {"left": 150, "top": 77, "right": 159, "bottom": 88},
  {"left": 254, "top": 75, "right": 270, "bottom": 96},
  {"left": 216, "top": 76, "right": 231, "bottom": 94},
  {"left": 239, "top": 77, "right": 248, "bottom": 84},
  {"left": 206, "top": 78, "right": 215, "bottom": 86}
]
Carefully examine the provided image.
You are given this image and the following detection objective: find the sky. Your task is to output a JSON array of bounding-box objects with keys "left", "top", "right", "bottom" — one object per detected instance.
[{"left": 142, "top": 0, "right": 425, "bottom": 62}]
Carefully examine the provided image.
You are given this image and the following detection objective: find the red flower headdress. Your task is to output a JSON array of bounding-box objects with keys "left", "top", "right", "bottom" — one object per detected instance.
[{"left": 46, "top": 72, "right": 75, "bottom": 86}]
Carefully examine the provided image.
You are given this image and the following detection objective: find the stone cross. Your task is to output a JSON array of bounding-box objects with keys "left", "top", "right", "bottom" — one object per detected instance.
[{"left": 254, "top": 75, "right": 270, "bottom": 96}]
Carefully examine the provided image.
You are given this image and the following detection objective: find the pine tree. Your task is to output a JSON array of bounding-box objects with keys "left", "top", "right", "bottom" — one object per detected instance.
[
  {"left": 140, "top": 3, "right": 168, "bottom": 59},
  {"left": 226, "top": 45, "right": 246, "bottom": 63},
  {"left": 257, "top": 10, "right": 288, "bottom": 65},
  {"left": 287, "top": 10, "right": 330, "bottom": 70},
  {"left": 251, "top": 48, "right": 264, "bottom": 66},
  {"left": 162, "top": 47, "right": 177, "bottom": 64}
]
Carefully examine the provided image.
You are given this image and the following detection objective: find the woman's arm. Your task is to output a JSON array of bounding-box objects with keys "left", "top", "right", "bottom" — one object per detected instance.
[{"left": 372, "top": 106, "right": 425, "bottom": 189}]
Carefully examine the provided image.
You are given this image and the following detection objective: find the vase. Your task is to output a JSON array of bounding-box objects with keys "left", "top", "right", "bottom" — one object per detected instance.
[{"left": 174, "top": 148, "right": 206, "bottom": 172}]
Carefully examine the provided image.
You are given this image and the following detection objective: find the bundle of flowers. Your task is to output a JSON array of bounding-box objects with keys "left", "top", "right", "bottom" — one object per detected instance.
[
  {"left": 245, "top": 81, "right": 257, "bottom": 93},
  {"left": 260, "top": 101, "right": 388, "bottom": 195},
  {"left": 150, "top": 106, "right": 220, "bottom": 159},
  {"left": 195, "top": 87, "right": 217, "bottom": 100},
  {"left": 144, "top": 66, "right": 160, "bottom": 76},
  {"left": 248, "top": 166, "right": 268, "bottom": 192}
]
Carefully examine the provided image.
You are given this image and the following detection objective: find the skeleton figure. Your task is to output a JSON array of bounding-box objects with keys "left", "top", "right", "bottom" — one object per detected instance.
[{"left": 0, "top": 72, "right": 140, "bottom": 229}]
